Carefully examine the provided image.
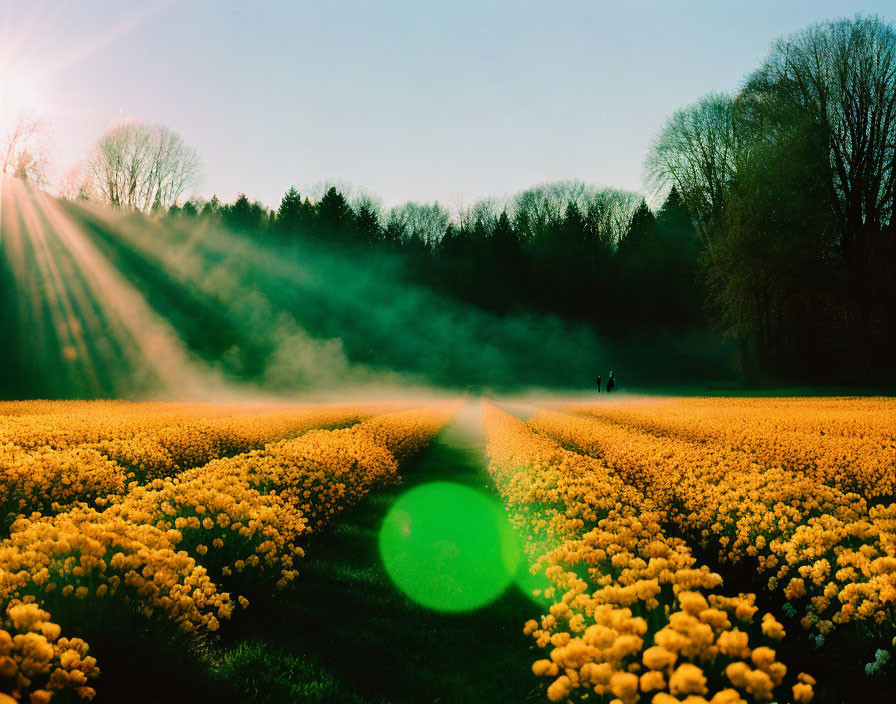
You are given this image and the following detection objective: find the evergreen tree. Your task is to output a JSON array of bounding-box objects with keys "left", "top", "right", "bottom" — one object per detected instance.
[
  {"left": 382, "top": 215, "right": 406, "bottom": 249},
  {"left": 277, "top": 186, "right": 304, "bottom": 235},
  {"left": 222, "top": 194, "right": 266, "bottom": 233},
  {"left": 616, "top": 201, "right": 656, "bottom": 258},
  {"left": 354, "top": 203, "right": 382, "bottom": 245},
  {"left": 487, "top": 211, "right": 528, "bottom": 311},
  {"left": 315, "top": 187, "right": 355, "bottom": 242},
  {"left": 200, "top": 195, "right": 221, "bottom": 219}
]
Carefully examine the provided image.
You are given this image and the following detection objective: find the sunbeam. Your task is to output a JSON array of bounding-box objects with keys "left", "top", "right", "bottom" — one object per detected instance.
[{"left": 1, "top": 175, "right": 228, "bottom": 398}]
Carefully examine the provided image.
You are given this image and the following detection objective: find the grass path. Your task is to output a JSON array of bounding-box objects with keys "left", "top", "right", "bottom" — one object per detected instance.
[{"left": 209, "top": 403, "right": 542, "bottom": 704}]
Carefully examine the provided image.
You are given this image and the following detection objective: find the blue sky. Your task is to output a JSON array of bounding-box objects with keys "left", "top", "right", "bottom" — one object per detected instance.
[{"left": 3, "top": 0, "right": 895, "bottom": 208}]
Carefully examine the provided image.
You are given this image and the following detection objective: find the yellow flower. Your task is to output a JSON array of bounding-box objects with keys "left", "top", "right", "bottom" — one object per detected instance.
[
  {"left": 532, "top": 659, "right": 558, "bottom": 677},
  {"left": 716, "top": 630, "right": 750, "bottom": 658},
  {"left": 793, "top": 682, "right": 814, "bottom": 702},
  {"left": 760, "top": 613, "right": 785, "bottom": 640},
  {"left": 640, "top": 670, "right": 665, "bottom": 692},
  {"left": 643, "top": 645, "right": 677, "bottom": 670},
  {"left": 546, "top": 675, "right": 572, "bottom": 702},
  {"left": 669, "top": 664, "right": 707, "bottom": 696},
  {"left": 725, "top": 662, "right": 750, "bottom": 688},
  {"left": 709, "top": 690, "right": 746, "bottom": 704},
  {"left": 609, "top": 671, "right": 639, "bottom": 700},
  {"left": 750, "top": 646, "right": 776, "bottom": 669}
]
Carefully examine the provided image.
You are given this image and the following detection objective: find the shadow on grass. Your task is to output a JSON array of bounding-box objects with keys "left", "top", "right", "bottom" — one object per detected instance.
[{"left": 211, "top": 425, "right": 543, "bottom": 704}]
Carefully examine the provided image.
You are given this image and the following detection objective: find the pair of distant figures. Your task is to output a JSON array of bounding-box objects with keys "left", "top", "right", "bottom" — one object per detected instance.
[{"left": 595, "top": 372, "right": 615, "bottom": 393}]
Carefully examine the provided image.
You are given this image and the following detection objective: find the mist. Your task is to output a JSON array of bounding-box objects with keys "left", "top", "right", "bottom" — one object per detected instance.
[{"left": 0, "top": 180, "right": 730, "bottom": 401}]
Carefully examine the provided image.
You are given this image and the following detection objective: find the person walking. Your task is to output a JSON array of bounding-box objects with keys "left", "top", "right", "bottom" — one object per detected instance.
[
  {"left": 596, "top": 375, "right": 602, "bottom": 393},
  {"left": 606, "top": 371, "right": 615, "bottom": 393}
]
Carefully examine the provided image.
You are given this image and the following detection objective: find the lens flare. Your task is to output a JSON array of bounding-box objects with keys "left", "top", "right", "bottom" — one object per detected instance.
[{"left": 378, "top": 482, "right": 519, "bottom": 612}]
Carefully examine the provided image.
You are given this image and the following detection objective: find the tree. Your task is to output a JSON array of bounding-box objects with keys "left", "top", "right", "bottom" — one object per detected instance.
[
  {"left": 354, "top": 202, "right": 382, "bottom": 245},
  {"left": 741, "top": 15, "right": 896, "bottom": 372},
  {"left": 712, "top": 128, "right": 836, "bottom": 377},
  {"left": 86, "top": 121, "right": 202, "bottom": 213},
  {"left": 222, "top": 194, "right": 267, "bottom": 233},
  {"left": 645, "top": 92, "right": 740, "bottom": 262},
  {"left": 644, "top": 15, "right": 896, "bottom": 379},
  {"left": 277, "top": 186, "right": 304, "bottom": 235},
  {"left": 314, "top": 187, "right": 355, "bottom": 242},
  {"left": 383, "top": 201, "right": 450, "bottom": 249},
  {"left": 2, "top": 110, "right": 51, "bottom": 185},
  {"left": 744, "top": 16, "right": 896, "bottom": 265},
  {"left": 382, "top": 213, "right": 406, "bottom": 248},
  {"left": 57, "top": 164, "right": 96, "bottom": 201},
  {"left": 615, "top": 201, "right": 656, "bottom": 260},
  {"left": 200, "top": 195, "right": 221, "bottom": 219},
  {"left": 485, "top": 211, "right": 528, "bottom": 311},
  {"left": 509, "top": 180, "right": 641, "bottom": 248}
]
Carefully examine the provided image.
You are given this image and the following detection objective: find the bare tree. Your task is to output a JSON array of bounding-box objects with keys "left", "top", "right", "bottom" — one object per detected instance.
[
  {"left": 508, "top": 179, "right": 642, "bottom": 245},
  {"left": 1, "top": 110, "right": 52, "bottom": 185},
  {"left": 57, "top": 163, "right": 97, "bottom": 201},
  {"left": 584, "top": 188, "right": 643, "bottom": 246},
  {"left": 306, "top": 178, "right": 381, "bottom": 212},
  {"left": 385, "top": 201, "right": 451, "bottom": 247},
  {"left": 86, "top": 121, "right": 202, "bottom": 213},
  {"left": 742, "top": 15, "right": 896, "bottom": 266},
  {"left": 644, "top": 92, "right": 740, "bottom": 260}
]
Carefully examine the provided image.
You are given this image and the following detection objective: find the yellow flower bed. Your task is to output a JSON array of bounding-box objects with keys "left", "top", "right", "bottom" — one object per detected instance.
[
  {"left": 559, "top": 397, "right": 896, "bottom": 498},
  {"left": 0, "top": 508, "right": 234, "bottom": 634},
  {"left": 0, "top": 402, "right": 407, "bottom": 530},
  {"left": 92, "top": 403, "right": 399, "bottom": 479},
  {"left": 0, "top": 400, "right": 454, "bottom": 699},
  {"left": 531, "top": 403, "right": 896, "bottom": 656},
  {"left": 0, "top": 401, "right": 407, "bottom": 480},
  {"left": 105, "top": 402, "right": 456, "bottom": 590},
  {"left": 482, "top": 402, "right": 813, "bottom": 703}
]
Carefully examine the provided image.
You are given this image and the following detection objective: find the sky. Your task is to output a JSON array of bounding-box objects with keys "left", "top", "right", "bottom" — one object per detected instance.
[{"left": 1, "top": 0, "right": 894, "bottom": 210}]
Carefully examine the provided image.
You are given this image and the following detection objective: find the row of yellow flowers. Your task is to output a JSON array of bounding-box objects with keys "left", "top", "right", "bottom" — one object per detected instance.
[
  {"left": 559, "top": 397, "right": 896, "bottom": 499},
  {"left": 481, "top": 401, "right": 813, "bottom": 704},
  {"left": 0, "top": 403, "right": 406, "bottom": 531},
  {"left": 107, "top": 403, "right": 456, "bottom": 589},
  {"left": 559, "top": 396, "right": 896, "bottom": 440},
  {"left": 1, "top": 401, "right": 408, "bottom": 479},
  {"left": 531, "top": 405, "right": 896, "bottom": 667},
  {"left": 0, "top": 401, "right": 278, "bottom": 449},
  {"left": 0, "top": 401, "right": 454, "bottom": 701}
]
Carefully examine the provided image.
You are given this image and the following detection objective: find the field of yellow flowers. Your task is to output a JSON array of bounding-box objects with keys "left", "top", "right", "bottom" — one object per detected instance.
[
  {"left": 2, "top": 395, "right": 890, "bottom": 703},
  {"left": 0, "top": 400, "right": 454, "bottom": 703},
  {"left": 486, "top": 395, "right": 895, "bottom": 703}
]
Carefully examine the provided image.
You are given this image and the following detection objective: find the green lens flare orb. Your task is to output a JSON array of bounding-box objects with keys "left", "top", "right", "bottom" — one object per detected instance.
[{"left": 379, "top": 482, "right": 520, "bottom": 612}]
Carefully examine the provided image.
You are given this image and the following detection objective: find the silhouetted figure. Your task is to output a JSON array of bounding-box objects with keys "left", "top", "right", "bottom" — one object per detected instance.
[
  {"left": 596, "top": 375, "right": 602, "bottom": 393},
  {"left": 606, "top": 371, "right": 615, "bottom": 393}
]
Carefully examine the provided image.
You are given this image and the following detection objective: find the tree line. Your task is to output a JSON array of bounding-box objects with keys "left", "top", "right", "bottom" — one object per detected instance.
[
  {"left": 646, "top": 14, "right": 896, "bottom": 382},
  {"left": 19, "top": 12, "right": 894, "bottom": 384},
  {"left": 159, "top": 180, "right": 705, "bottom": 345},
  {"left": 153, "top": 13, "right": 896, "bottom": 383}
]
